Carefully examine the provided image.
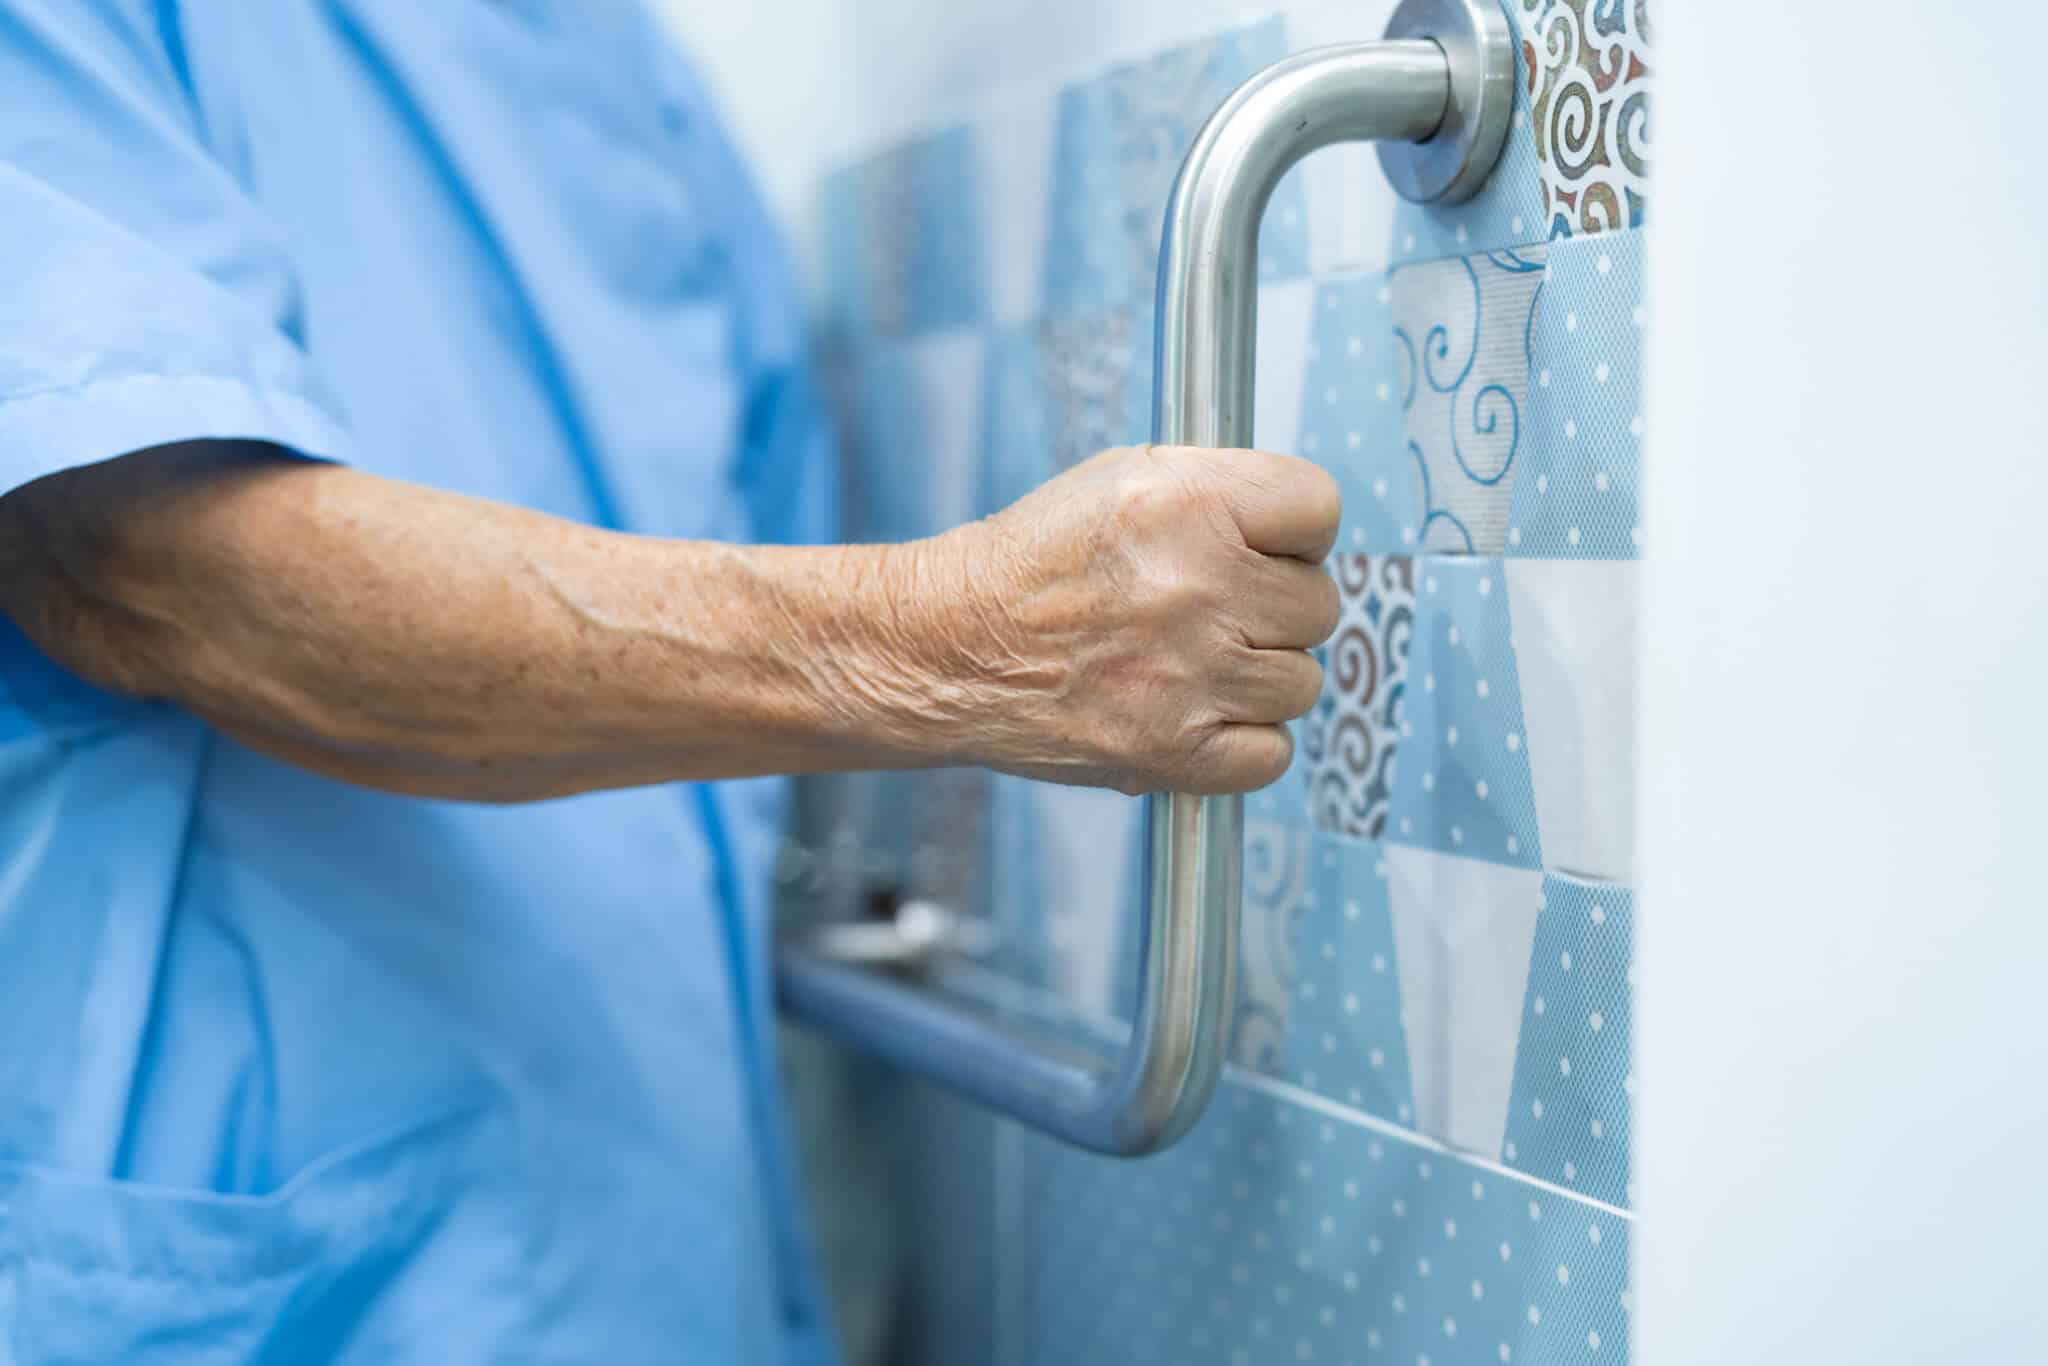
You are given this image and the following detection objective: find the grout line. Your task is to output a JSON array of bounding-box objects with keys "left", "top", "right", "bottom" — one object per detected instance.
[
  {"left": 1224, "top": 1069, "right": 1635, "bottom": 1223},
  {"left": 940, "top": 965, "right": 1635, "bottom": 1223}
]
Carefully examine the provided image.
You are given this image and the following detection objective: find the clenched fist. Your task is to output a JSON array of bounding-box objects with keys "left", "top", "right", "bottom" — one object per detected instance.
[{"left": 915, "top": 444, "right": 1343, "bottom": 795}]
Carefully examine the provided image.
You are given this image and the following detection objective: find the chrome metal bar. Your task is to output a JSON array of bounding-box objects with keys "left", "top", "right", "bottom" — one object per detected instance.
[{"left": 777, "top": 0, "right": 1511, "bottom": 1155}]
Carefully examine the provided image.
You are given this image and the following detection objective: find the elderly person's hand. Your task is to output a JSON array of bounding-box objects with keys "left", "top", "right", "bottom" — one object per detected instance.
[
  {"left": 910, "top": 443, "right": 1339, "bottom": 794},
  {"left": 0, "top": 438, "right": 1339, "bottom": 800}
]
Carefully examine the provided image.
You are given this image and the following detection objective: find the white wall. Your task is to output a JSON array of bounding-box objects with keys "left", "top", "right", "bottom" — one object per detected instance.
[
  {"left": 654, "top": 0, "right": 1396, "bottom": 277},
  {"left": 1641, "top": 3, "right": 2048, "bottom": 1359},
  {"left": 663, "top": 0, "right": 2048, "bottom": 1353}
]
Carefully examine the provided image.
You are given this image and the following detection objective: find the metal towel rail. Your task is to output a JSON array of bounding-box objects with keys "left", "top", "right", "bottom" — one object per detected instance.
[{"left": 777, "top": 0, "right": 1512, "bottom": 1155}]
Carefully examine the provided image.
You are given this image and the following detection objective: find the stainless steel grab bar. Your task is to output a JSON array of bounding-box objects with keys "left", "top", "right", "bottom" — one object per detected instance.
[{"left": 776, "top": 0, "right": 1511, "bottom": 1156}]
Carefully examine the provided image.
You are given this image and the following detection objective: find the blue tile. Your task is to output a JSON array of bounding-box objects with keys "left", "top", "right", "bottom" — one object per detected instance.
[
  {"left": 1279, "top": 833, "right": 1416, "bottom": 1129},
  {"left": 1386, "top": 2, "right": 1550, "bottom": 267},
  {"left": 977, "top": 324, "right": 1054, "bottom": 515},
  {"left": 1500, "top": 874, "right": 1634, "bottom": 1207},
  {"left": 1005, "top": 1079, "right": 1632, "bottom": 1366},
  {"left": 841, "top": 341, "right": 927, "bottom": 543},
  {"left": 979, "top": 301, "right": 1154, "bottom": 522},
  {"left": 1236, "top": 800, "right": 1312, "bottom": 1072},
  {"left": 1385, "top": 559, "right": 1542, "bottom": 869},
  {"left": 1044, "top": 17, "right": 1307, "bottom": 320},
  {"left": 1298, "top": 277, "right": 1421, "bottom": 555},
  {"left": 1506, "top": 229, "right": 1644, "bottom": 560},
  {"left": 823, "top": 124, "right": 988, "bottom": 337},
  {"left": 889, "top": 1080, "right": 1002, "bottom": 1366}
]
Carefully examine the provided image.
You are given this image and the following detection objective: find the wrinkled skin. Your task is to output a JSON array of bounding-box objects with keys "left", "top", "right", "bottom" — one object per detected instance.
[
  {"left": 913, "top": 443, "right": 1340, "bottom": 795},
  {"left": 0, "top": 439, "right": 1340, "bottom": 801}
]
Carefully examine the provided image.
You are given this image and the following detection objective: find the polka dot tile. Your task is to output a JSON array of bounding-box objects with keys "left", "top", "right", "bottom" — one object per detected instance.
[
  {"left": 1295, "top": 275, "right": 1419, "bottom": 553},
  {"left": 1003, "top": 1078, "right": 1631, "bottom": 1366},
  {"left": 1506, "top": 229, "right": 1645, "bottom": 560},
  {"left": 1501, "top": 875, "right": 1636, "bottom": 1208},
  {"left": 1384, "top": 558, "right": 1542, "bottom": 869},
  {"left": 1272, "top": 832, "right": 1415, "bottom": 1127}
]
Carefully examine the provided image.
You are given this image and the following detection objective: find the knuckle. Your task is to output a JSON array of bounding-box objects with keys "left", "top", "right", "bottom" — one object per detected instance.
[
  {"left": 1313, "top": 572, "right": 1343, "bottom": 638},
  {"left": 1290, "top": 657, "right": 1326, "bottom": 715},
  {"left": 1110, "top": 465, "right": 1192, "bottom": 532},
  {"left": 1306, "top": 466, "right": 1342, "bottom": 531},
  {"left": 1255, "top": 728, "right": 1294, "bottom": 787}
]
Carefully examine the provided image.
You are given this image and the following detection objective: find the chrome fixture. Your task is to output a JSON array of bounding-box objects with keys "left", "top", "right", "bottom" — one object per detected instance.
[{"left": 776, "top": 0, "right": 1513, "bottom": 1155}]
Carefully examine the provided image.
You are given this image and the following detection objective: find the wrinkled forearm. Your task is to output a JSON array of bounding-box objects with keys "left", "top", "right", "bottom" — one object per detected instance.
[{"left": 0, "top": 441, "right": 977, "bottom": 801}]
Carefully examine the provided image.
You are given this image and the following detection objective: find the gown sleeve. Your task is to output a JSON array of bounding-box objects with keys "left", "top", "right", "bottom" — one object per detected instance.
[{"left": 0, "top": 0, "right": 353, "bottom": 497}]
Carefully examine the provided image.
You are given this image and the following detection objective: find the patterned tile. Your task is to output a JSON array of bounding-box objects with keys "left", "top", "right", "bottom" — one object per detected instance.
[
  {"left": 1501, "top": 874, "right": 1636, "bottom": 1208},
  {"left": 1306, "top": 554, "right": 1415, "bottom": 844},
  {"left": 977, "top": 301, "right": 1153, "bottom": 527},
  {"left": 788, "top": 15, "right": 1653, "bottom": 1366},
  {"left": 1004, "top": 1079, "right": 1632, "bottom": 1366},
  {"left": 1514, "top": 0, "right": 1652, "bottom": 238},
  {"left": 1508, "top": 229, "right": 1644, "bottom": 559},
  {"left": 1235, "top": 811, "right": 1312, "bottom": 1073},
  {"left": 1035, "top": 302, "right": 1154, "bottom": 470},
  {"left": 1383, "top": 0, "right": 1655, "bottom": 266},
  {"left": 1390, "top": 249, "right": 1549, "bottom": 556}
]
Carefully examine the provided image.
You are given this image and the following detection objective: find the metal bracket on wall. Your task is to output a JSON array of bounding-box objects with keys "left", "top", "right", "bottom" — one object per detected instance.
[{"left": 775, "top": 0, "right": 1512, "bottom": 1156}]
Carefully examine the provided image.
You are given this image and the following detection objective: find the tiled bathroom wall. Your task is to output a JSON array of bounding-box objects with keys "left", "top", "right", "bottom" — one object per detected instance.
[{"left": 786, "top": 2, "right": 1650, "bottom": 1361}]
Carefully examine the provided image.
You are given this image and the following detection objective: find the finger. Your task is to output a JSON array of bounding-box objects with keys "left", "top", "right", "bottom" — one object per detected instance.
[
  {"left": 1216, "top": 648, "right": 1324, "bottom": 725},
  {"left": 1169, "top": 446, "right": 1342, "bottom": 562},
  {"left": 1240, "top": 555, "right": 1341, "bottom": 649},
  {"left": 1180, "top": 723, "right": 1295, "bottom": 795}
]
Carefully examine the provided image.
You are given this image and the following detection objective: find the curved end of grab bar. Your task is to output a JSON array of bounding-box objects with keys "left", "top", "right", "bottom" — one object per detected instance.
[{"left": 774, "top": 2, "right": 1511, "bottom": 1157}]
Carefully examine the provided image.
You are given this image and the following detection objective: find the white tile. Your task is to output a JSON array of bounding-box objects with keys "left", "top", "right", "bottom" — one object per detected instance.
[
  {"left": 975, "top": 90, "right": 1058, "bottom": 328},
  {"left": 1300, "top": 143, "right": 1398, "bottom": 278},
  {"left": 1032, "top": 785, "right": 1142, "bottom": 1019},
  {"left": 902, "top": 327, "right": 989, "bottom": 531},
  {"left": 1286, "top": 0, "right": 1402, "bottom": 51},
  {"left": 1253, "top": 277, "right": 1316, "bottom": 454},
  {"left": 1504, "top": 561, "right": 1640, "bottom": 882},
  {"left": 1383, "top": 845, "right": 1544, "bottom": 1158}
]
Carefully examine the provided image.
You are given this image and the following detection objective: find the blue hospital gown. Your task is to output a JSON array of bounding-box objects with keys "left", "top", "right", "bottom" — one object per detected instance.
[{"left": 0, "top": 1, "right": 840, "bottom": 1361}]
